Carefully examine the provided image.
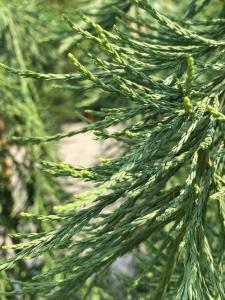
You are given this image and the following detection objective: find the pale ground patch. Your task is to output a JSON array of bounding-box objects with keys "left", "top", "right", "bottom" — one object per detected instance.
[
  {"left": 59, "top": 122, "right": 135, "bottom": 278},
  {"left": 59, "top": 122, "right": 123, "bottom": 193}
]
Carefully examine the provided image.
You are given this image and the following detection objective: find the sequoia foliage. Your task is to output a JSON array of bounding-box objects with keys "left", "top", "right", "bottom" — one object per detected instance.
[{"left": 1, "top": 0, "right": 225, "bottom": 299}]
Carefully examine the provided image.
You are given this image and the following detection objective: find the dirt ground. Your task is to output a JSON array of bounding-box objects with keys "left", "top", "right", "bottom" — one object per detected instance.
[
  {"left": 59, "top": 123, "right": 103, "bottom": 166},
  {"left": 59, "top": 123, "right": 134, "bottom": 277},
  {"left": 59, "top": 122, "right": 121, "bottom": 166}
]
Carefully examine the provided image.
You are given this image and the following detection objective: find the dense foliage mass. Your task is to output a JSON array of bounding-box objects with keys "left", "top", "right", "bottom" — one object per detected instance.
[{"left": 1, "top": 0, "right": 225, "bottom": 299}]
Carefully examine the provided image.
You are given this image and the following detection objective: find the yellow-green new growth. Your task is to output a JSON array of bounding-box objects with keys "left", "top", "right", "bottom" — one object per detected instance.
[
  {"left": 183, "top": 96, "right": 193, "bottom": 113},
  {"left": 185, "top": 56, "right": 194, "bottom": 95},
  {"left": 208, "top": 105, "right": 225, "bottom": 121}
]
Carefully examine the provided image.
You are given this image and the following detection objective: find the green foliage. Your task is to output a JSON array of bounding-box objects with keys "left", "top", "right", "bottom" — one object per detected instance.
[
  {"left": 1, "top": 0, "right": 225, "bottom": 299},
  {"left": 0, "top": 0, "right": 68, "bottom": 293}
]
